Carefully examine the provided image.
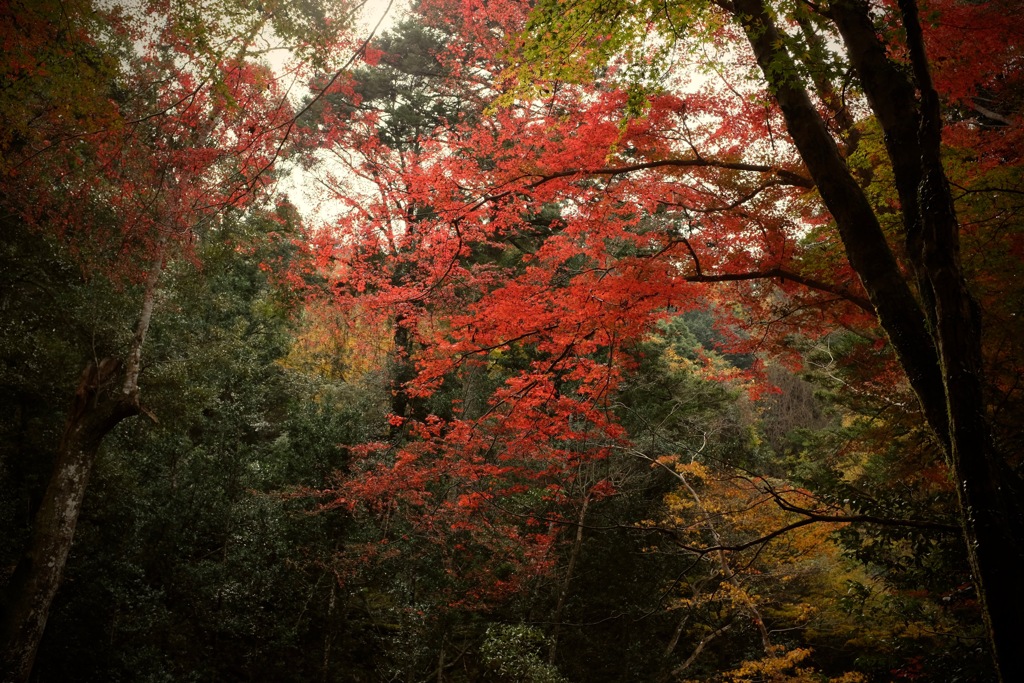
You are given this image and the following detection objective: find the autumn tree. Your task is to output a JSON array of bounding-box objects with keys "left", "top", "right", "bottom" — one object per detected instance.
[
  {"left": 0, "top": 0, "right": 354, "bottom": 677},
  {"left": 365, "top": 0, "right": 1021, "bottom": 678}
]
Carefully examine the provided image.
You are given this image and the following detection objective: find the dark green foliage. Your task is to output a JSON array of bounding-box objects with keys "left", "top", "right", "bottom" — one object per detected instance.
[
  {"left": 0, "top": 218, "right": 138, "bottom": 587},
  {"left": 617, "top": 314, "right": 762, "bottom": 469},
  {"left": 302, "top": 16, "right": 467, "bottom": 154},
  {"left": 354, "top": 20, "right": 463, "bottom": 151},
  {"left": 1, "top": 212, "right": 383, "bottom": 681}
]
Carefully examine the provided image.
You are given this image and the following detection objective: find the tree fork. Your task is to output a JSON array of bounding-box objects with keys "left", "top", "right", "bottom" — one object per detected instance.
[
  {"left": 1, "top": 362, "right": 139, "bottom": 681},
  {"left": 2, "top": 249, "right": 163, "bottom": 681}
]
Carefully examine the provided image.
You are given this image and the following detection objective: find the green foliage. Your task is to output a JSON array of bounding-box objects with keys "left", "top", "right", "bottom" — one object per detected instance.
[
  {"left": 355, "top": 19, "right": 465, "bottom": 150},
  {"left": 508, "top": 0, "right": 665, "bottom": 98},
  {"left": 153, "top": 0, "right": 352, "bottom": 68},
  {"left": 480, "top": 624, "right": 566, "bottom": 683},
  {"left": 0, "top": 218, "right": 139, "bottom": 577},
  {"left": 617, "top": 313, "right": 762, "bottom": 468},
  {"left": 303, "top": 16, "right": 468, "bottom": 153},
  {"left": 2, "top": 210, "right": 384, "bottom": 681}
]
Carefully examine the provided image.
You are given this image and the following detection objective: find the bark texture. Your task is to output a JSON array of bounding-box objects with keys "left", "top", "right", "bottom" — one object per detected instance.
[
  {"left": 1, "top": 360, "right": 138, "bottom": 682},
  {"left": 2, "top": 250, "right": 162, "bottom": 681},
  {"left": 730, "top": 0, "right": 1024, "bottom": 679}
]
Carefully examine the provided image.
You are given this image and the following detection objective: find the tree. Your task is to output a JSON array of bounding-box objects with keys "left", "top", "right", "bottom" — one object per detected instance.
[
  {"left": 23, "top": 206, "right": 379, "bottom": 681},
  {"left": 0, "top": 0, "right": 352, "bottom": 677},
  {"left": 395, "top": 0, "right": 1022, "bottom": 678}
]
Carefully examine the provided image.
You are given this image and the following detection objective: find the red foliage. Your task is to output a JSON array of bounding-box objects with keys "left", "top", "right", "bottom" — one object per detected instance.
[
  {"left": 302, "top": 0, "right": 1024, "bottom": 611},
  {"left": 1, "top": 1, "right": 298, "bottom": 283}
]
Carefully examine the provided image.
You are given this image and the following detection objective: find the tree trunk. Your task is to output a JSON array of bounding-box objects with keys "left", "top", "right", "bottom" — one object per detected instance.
[
  {"left": 898, "top": 2, "right": 1024, "bottom": 678},
  {"left": 1, "top": 361, "right": 138, "bottom": 682},
  {"left": 2, "top": 249, "right": 162, "bottom": 681},
  {"left": 731, "top": 0, "right": 1024, "bottom": 679},
  {"left": 547, "top": 493, "right": 589, "bottom": 665}
]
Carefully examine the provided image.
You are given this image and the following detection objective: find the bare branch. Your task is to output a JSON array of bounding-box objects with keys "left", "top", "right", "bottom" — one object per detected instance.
[
  {"left": 525, "top": 158, "right": 815, "bottom": 190},
  {"left": 684, "top": 267, "right": 874, "bottom": 313}
]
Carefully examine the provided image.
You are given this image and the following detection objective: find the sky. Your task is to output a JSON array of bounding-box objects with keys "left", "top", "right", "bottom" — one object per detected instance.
[{"left": 274, "top": 0, "right": 409, "bottom": 223}]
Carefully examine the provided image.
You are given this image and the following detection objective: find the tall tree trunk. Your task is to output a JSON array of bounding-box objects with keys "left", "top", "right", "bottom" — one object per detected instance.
[
  {"left": 898, "top": 1, "right": 1024, "bottom": 678},
  {"left": 547, "top": 493, "right": 589, "bottom": 665},
  {"left": 1, "top": 251, "right": 162, "bottom": 682},
  {"left": 731, "top": 0, "right": 1024, "bottom": 678}
]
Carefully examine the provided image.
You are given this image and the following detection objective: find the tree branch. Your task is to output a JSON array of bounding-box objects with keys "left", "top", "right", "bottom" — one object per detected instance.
[
  {"left": 525, "top": 158, "right": 815, "bottom": 190},
  {"left": 683, "top": 267, "right": 874, "bottom": 313}
]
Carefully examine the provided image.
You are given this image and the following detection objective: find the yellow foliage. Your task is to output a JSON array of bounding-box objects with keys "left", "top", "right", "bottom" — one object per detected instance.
[
  {"left": 674, "top": 460, "right": 711, "bottom": 481},
  {"left": 704, "top": 647, "right": 866, "bottom": 683},
  {"left": 280, "top": 301, "right": 391, "bottom": 382},
  {"left": 661, "top": 463, "right": 876, "bottom": 681}
]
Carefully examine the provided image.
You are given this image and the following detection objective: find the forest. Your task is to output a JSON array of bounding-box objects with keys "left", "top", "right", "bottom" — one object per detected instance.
[{"left": 1, "top": 0, "right": 1021, "bottom": 681}]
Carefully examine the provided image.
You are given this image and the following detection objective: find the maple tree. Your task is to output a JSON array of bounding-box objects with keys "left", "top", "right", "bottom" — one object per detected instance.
[{"left": 299, "top": 0, "right": 1023, "bottom": 679}]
